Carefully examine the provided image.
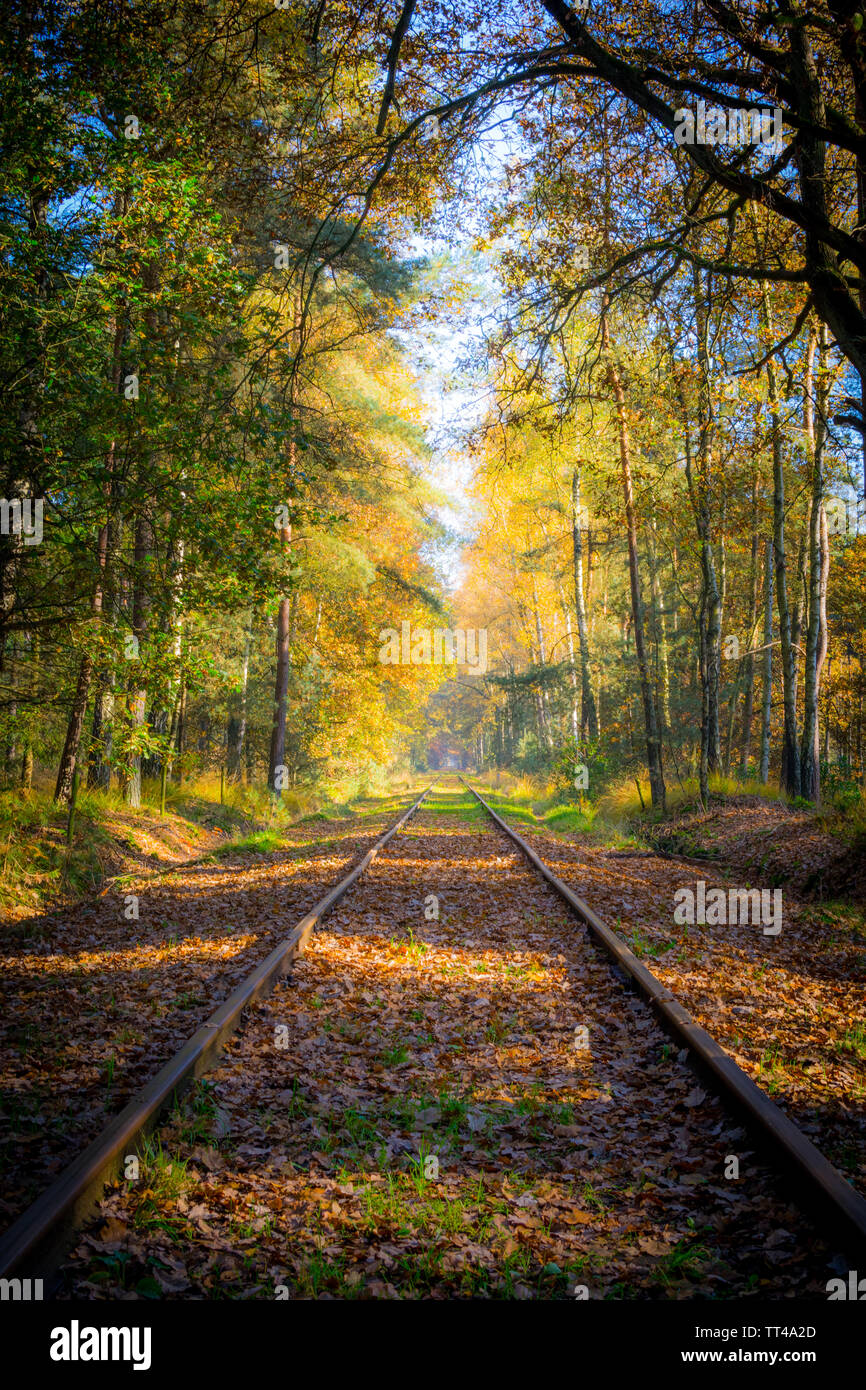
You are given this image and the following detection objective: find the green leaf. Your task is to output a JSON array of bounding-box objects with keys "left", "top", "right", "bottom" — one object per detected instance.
[{"left": 135, "top": 1276, "right": 162, "bottom": 1298}]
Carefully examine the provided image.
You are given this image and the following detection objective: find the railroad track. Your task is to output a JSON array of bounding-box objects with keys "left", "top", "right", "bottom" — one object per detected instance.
[{"left": 2, "top": 780, "right": 863, "bottom": 1299}]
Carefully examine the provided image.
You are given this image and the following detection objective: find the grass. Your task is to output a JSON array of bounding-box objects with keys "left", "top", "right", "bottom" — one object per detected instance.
[
  {"left": 321, "top": 1088, "right": 554, "bottom": 1164},
  {"left": 754, "top": 1042, "right": 792, "bottom": 1094},
  {"left": 803, "top": 901, "right": 866, "bottom": 938},
  {"left": 409, "top": 781, "right": 604, "bottom": 840},
  {"left": 124, "top": 1134, "right": 197, "bottom": 1240},
  {"left": 622, "top": 923, "right": 681, "bottom": 960},
  {"left": 388, "top": 926, "right": 429, "bottom": 961},
  {"left": 485, "top": 1014, "right": 510, "bottom": 1044},
  {"left": 462, "top": 779, "right": 639, "bottom": 848},
  {"left": 0, "top": 786, "right": 116, "bottom": 915},
  {"left": 596, "top": 772, "right": 795, "bottom": 826},
  {"left": 0, "top": 776, "right": 248, "bottom": 918},
  {"left": 420, "top": 791, "right": 487, "bottom": 824},
  {"left": 269, "top": 1079, "right": 309, "bottom": 1125},
  {"left": 289, "top": 1253, "right": 367, "bottom": 1300},
  {"left": 544, "top": 805, "right": 597, "bottom": 832},
  {"left": 295, "top": 1164, "right": 597, "bottom": 1299},
  {"left": 203, "top": 828, "right": 285, "bottom": 857},
  {"left": 652, "top": 1234, "right": 715, "bottom": 1288},
  {"left": 835, "top": 1022, "right": 866, "bottom": 1062},
  {"left": 473, "top": 784, "right": 599, "bottom": 835},
  {"left": 818, "top": 789, "right": 866, "bottom": 843}
]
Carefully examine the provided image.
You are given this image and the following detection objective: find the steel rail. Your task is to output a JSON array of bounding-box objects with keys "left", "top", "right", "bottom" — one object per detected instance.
[
  {"left": 462, "top": 777, "right": 866, "bottom": 1257},
  {"left": 0, "top": 786, "right": 431, "bottom": 1284}
]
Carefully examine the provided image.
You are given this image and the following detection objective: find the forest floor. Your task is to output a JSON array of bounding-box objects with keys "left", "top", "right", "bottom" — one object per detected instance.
[
  {"left": 513, "top": 815, "right": 866, "bottom": 1199},
  {"left": 0, "top": 788, "right": 419, "bottom": 1227},
  {"left": 639, "top": 794, "right": 866, "bottom": 903},
  {"left": 0, "top": 777, "right": 339, "bottom": 922},
  {"left": 31, "top": 787, "right": 857, "bottom": 1300}
]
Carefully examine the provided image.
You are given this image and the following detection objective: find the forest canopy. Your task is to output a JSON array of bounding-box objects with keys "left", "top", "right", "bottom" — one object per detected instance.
[{"left": 1, "top": 0, "right": 864, "bottom": 819}]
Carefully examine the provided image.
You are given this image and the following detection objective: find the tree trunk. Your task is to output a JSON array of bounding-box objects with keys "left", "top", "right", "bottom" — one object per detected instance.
[
  {"left": 88, "top": 502, "right": 123, "bottom": 790},
  {"left": 761, "top": 279, "right": 800, "bottom": 795},
  {"left": 267, "top": 283, "right": 301, "bottom": 797},
  {"left": 19, "top": 631, "right": 38, "bottom": 790},
  {"left": 598, "top": 116, "right": 663, "bottom": 801},
  {"left": 571, "top": 468, "right": 599, "bottom": 738},
  {"left": 771, "top": 414, "right": 801, "bottom": 797},
  {"left": 800, "top": 323, "right": 830, "bottom": 801},
  {"left": 88, "top": 673, "right": 115, "bottom": 790},
  {"left": 693, "top": 268, "right": 722, "bottom": 774},
  {"left": 126, "top": 512, "right": 153, "bottom": 808},
  {"left": 530, "top": 576, "right": 552, "bottom": 752},
  {"left": 739, "top": 474, "right": 760, "bottom": 775},
  {"left": 173, "top": 675, "right": 186, "bottom": 782},
  {"left": 648, "top": 515, "right": 671, "bottom": 733},
  {"left": 760, "top": 538, "right": 774, "bottom": 784},
  {"left": 816, "top": 505, "right": 829, "bottom": 760},
  {"left": 822, "top": 654, "right": 831, "bottom": 764},
  {"left": 698, "top": 589, "right": 711, "bottom": 808},
  {"left": 267, "top": 592, "right": 291, "bottom": 793},
  {"left": 54, "top": 522, "right": 109, "bottom": 802},
  {"left": 54, "top": 654, "right": 94, "bottom": 803},
  {"left": 563, "top": 606, "right": 580, "bottom": 745},
  {"left": 230, "top": 614, "right": 252, "bottom": 781},
  {"left": 1, "top": 58, "right": 50, "bottom": 659}
]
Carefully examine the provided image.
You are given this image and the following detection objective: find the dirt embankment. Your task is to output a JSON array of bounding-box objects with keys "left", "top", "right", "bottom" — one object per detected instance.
[{"left": 639, "top": 796, "right": 866, "bottom": 903}]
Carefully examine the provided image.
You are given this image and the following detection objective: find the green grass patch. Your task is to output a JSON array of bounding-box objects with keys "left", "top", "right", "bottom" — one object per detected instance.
[{"left": 204, "top": 829, "right": 285, "bottom": 858}]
